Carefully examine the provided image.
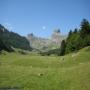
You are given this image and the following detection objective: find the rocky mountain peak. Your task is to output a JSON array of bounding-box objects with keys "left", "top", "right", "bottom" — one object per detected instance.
[
  {"left": 27, "top": 33, "right": 34, "bottom": 37},
  {"left": 27, "top": 30, "right": 66, "bottom": 51},
  {"left": 51, "top": 29, "right": 61, "bottom": 44},
  {"left": 54, "top": 29, "right": 60, "bottom": 33}
]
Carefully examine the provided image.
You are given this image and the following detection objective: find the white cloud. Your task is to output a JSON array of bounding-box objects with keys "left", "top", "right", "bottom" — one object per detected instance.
[
  {"left": 42, "top": 26, "right": 46, "bottom": 30},
  {"left": 3, "top": 23, "right": 13, "bottom": 30}
]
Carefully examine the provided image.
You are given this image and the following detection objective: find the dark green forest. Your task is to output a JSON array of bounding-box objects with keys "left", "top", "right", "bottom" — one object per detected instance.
[
  {"left": 60, "top": 19, "right": 90, "bottom": 55},
  {"left": 0, "top": 24, "right": 32, "bottom": 52}
]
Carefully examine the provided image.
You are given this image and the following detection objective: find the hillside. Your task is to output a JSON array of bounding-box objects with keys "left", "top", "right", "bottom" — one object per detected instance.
[
  {"left": 0, "top": 24, "right": 32, "bottom": 51},
  {"left": 0, "top": 46, "right": 90, "bottom": 90}
]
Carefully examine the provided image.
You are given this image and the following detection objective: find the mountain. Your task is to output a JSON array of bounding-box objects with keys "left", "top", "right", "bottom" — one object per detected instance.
[
  {"left": 0, "top": 24, "right": 32, "bottom": 52},
  {"left": 27, "top": 33, "right": 51, "bottom": 50},
  {"left": 51, "top": 29, "right": 66, "bottom": 45},
  {"left": 27, "top": 29, "right": 66, "bottom": 51}
]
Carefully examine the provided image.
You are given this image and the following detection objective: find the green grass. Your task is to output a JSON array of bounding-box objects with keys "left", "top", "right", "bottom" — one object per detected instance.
[{"left": 0, "top": 47, "right": 90, "bottom": 90}]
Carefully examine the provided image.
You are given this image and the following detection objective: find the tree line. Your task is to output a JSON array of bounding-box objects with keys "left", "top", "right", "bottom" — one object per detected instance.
[{"left": 60, "top": 19, "right": 90, "bottom": 55}]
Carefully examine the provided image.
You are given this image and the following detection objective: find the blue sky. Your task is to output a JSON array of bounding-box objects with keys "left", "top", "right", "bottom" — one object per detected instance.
[{"left": 0, "top": 0, "right": 90, "bottom": 38}]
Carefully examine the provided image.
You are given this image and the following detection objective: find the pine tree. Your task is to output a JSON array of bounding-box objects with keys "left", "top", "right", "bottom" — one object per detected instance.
[
  {"left": 73, "top": 28, "right": 78, "bottom": 33},
  {"left": 60, "top": 40, "right": 66, "bottom": 56},
  {"left": 80, "top": 19, "right": 90, "bottom": 38}
]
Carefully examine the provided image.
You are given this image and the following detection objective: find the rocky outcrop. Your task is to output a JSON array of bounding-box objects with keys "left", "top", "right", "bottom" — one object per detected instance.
[{"left": 27, "top": 30, "right": 66, "bottom": 51}]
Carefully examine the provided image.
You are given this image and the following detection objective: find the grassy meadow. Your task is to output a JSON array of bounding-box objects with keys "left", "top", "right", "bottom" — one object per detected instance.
[{"left": 0, "top": 47, "right": 90, "bottom": 90}]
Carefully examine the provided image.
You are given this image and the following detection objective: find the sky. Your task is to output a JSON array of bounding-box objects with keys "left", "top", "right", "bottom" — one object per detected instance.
[{"left": 0, "top": 0, "right": 90, "bottom": 38}]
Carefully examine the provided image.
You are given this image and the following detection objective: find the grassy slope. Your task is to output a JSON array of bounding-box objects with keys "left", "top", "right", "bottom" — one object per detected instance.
[{"left": 0, "top": 47, "right": 90, "bottom": 90}]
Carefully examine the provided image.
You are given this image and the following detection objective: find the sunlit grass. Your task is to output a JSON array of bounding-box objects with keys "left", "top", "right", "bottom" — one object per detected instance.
[{"left": 0, "top": 48, "right": 90, "bottom": 90}]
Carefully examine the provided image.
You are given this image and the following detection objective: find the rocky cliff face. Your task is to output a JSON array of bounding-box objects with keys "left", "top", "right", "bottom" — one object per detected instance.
[
  {"left": 27, "top": 33, "right": 50, "bottom": 50},
  {"left": 27, "top": 30, "right": 66, "bottom": 51},
  {"left": 51, "top": 29, "right": 62, "bottom": 45}
]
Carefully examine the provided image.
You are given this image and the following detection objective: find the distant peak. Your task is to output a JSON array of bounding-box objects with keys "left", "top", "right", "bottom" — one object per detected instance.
[
  {"left": 28, "top": 33, "right": 34, "bottom": 37},
  {"left": 54, "top": 29, "right": 60, "bottom": 33}
]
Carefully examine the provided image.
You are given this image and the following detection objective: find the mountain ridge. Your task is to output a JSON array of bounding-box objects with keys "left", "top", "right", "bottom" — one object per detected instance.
[
  {"left": 27, "top": 30, "right": 67, "bottom": 51},
  {"left": 0, "top": 24, "right": 32, "bottom": 52}
]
